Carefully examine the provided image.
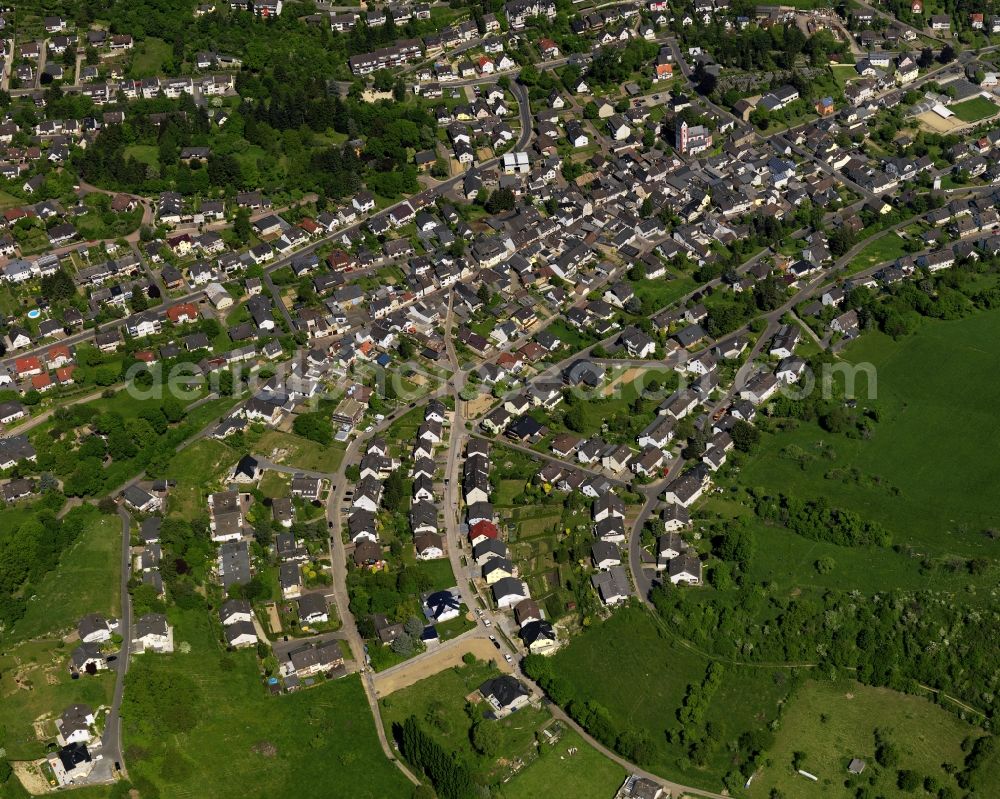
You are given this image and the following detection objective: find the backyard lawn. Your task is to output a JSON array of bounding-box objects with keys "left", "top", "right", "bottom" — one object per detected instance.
[{"left": 829, "top": 63, "right": 858, "bottom": 86}]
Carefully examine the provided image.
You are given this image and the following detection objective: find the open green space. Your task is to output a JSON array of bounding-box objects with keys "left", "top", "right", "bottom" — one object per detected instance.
[
  {"left": 0, "top": 639, "right": 116, "bottom": 760},
  {"left": 629, "top": 275, "right": 697, "bottom": 314},
  {"left": 949, "top": 95, "right": 1000, "bottom": 123},
  {"left": 735, "top": 310, "right": 1000, "bottom": 561},
  {"left": 0, "top": 509, "right": 122, "bottom": 762},
  {"left": 13, "top": 513, "right": 122, "bottom": 641},
  {"left": 254, "top": 429, "right": 345, "bottom": 474},
  {"left": 163, "top": 438, "right": 236, "bottom": 521},
  {"left": 411, "top": 557, "right": 458, "bottom": 592},
  {"left": 122, "top": 609, "right": 410, "bottom": 799},
  {"left": 0, "top": 190, "right": 23, "bottom": 209},
  {"left": 829, "top": 63, "right": 858, "bottom": 86},
  {"left": 538, "top": 368, "right": 675, "bottom": 440},
  {"left": 128, "top": 37, "right": 173, "bottom": 78},
  {"left": 500, "top": 727, "right": 626, "bottom": 799},
  {"left": 845, "top": 232, "right": 908, "bottom": 274},
  {"left": 748, "top": 679, "right": 994, "bottom": 798},
  {"left": 548, "top": 606, "right": 794, "bottom": 791},
  {"left": 380, "top": 659, "right": 622, "bottom": 794},
  {"left": 123, "top": 144, "right": 159, "bottom": 168}
]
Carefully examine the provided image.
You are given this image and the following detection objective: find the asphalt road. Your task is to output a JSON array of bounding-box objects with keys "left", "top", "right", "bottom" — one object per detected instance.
[{"left": 102, "top": 506, "right": 134, "bottom": 778}]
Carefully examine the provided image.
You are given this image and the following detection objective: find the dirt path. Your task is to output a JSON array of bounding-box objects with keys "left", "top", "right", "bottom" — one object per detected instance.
[
  {"left": 601, "top": 366, "right": 645, "bottom": 396},
  {"left": 264, "top": 603, "right": 282, "bottom": 635},
  {"left": 373, "top": 636, "right": 511, "bottom": 696}
]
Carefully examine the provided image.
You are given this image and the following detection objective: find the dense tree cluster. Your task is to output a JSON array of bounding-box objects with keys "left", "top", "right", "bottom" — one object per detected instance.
[
  {"left": 395, "top": 716, "right": 477, "bottom": 799},
  {"left": 0, "top": 501, "right": 101, "bottom": 628},
  {"left": 651, "top": 584, "right": 999, "bottom": 727},
  {"left": 292, "top": 412, "right": 332, "bottom": 445},
  {"left": 754, "top": 493, "right": 892, "bottom": 548}
]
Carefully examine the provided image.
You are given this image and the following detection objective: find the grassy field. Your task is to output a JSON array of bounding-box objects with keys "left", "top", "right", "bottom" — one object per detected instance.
[
  {"left": 701, "top": 496, "right": 982, "bottom": 597},
  {"left": 845, "top": 232, "right": 908, "bottom": 274},
  {"left": 122, "top": 609, "right": 410, "bottom": 798},
  {"left": 748, "top": 680, "right": 991, "bottom": 798},
  {"left": 13, "top": 513, "right": 122, "bottom": 641},
  {"left": 0, "top": 189, "right": 22, "bottom": 209},
  {"left": 735, "top": 310, "right": 1000, "bottom": 562},
  {"left": 0, "top": 639, "right": 116, "bottom": 760},
  {"left": 124, "top": 144, "right": 160, "bottom": 177},
  {"left": 541, "top": 368, "right": 674, "bottom": 438},
  {"left": 0, "top": 783, "right": 110, "bottom": 799},
  {"left": 379, "top": 659, "right": 623, "bottom": 793},
  {"left": 0, "top": 511, "right": 121, "bottom": 761},
  {"left": 254, "top": 430, "right": 345, "bottom": 474},
  {"left": 950, "top": 95, "right": 1000, "bottom": 123},
  {"left": 412, "top": 557, "right": 458, "bottom": 591},
  {"left": 163, "top": 438, "right": 236, "bottom": 521},
  {"left": 630, "top": 275, "right": 697, "bottom": 313},
  {"left": 829, "top": 63, "right": 858, "bottom": 86},
  {"left": 500, "top": 728, "right": 626, "bottom": 799},
  {"left": 550, "top": 606, "right": 795, "bottom": 791},
  {"left": 129, "top": 37, "right": 173, "bottom": 78}
]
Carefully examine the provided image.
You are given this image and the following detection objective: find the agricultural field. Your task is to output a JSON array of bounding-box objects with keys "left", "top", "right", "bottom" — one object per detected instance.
[
  {"left": 549, "top": 606, "right": 795, "bottom": 791},
  {"left": 949, "top": 95, "right": 1000, "bottom": 123},
  {"left": 748, "top": 680, "right": 995, "bottom": 798},
  {"left": 121, "top": 609, "right": 409, "bottom": 799},
  {"left": 734, "top": 311, "right": 1000, "bottom": 564}
]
